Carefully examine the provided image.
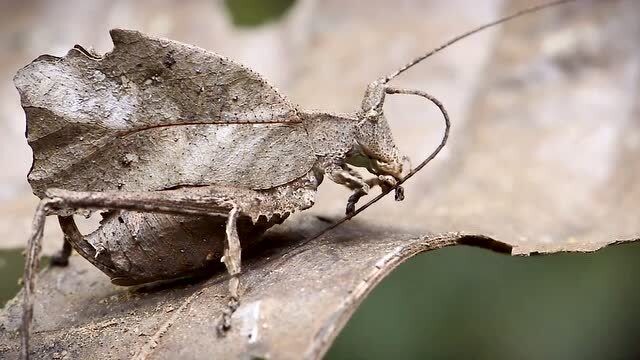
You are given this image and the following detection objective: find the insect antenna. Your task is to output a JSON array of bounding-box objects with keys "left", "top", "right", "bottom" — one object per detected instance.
[
  {"left": 285, "top": 0, "right": 579, "bottom": 256},
  {"left": 290, "top": 88, "right": 450, "bottom": 254},
  {"left": 385, "top": 0, "right": 579, "bottom": 83}
]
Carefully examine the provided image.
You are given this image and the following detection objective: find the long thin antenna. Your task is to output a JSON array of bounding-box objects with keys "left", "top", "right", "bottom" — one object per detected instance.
[
  {"left": 283, "top": 0, "right": 579, "bottom": 256},
  {"left": 287, "top": 88, "right": 450, "bottom": 256},
  {"left": 385, "top": 0, "right": 579, "bottom": 82}
]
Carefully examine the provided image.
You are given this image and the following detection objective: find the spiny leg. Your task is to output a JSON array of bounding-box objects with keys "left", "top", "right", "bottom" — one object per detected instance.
[
  {"left": 49, "top": 216, "right": 73, "bottom": 267},
  {"left": 21, "top": 188, "right": 236, "bottom": 360},
  {"left": 217, "top": 205, "right": 242, "bottom": 336},
  {"left": 325, "top": 163, "right": 371, "bottom": 215},
  {"left": 21, "top": 199, "right": 51, "bottom": 360},
  {"left": 347, "top": 175, "right": 400, "bottom": 214}
]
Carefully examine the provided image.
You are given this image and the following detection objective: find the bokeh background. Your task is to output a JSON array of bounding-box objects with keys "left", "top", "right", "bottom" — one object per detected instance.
[{"left": 1, "top": 0, "right": 640, "bottom": 359}]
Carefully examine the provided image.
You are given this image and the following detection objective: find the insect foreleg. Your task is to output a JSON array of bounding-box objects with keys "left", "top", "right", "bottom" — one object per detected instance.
[
  {"left": 325, "top": 162, "right": 371, "bottom": 214},
  {"left": 346, "top": 175, "right": 399, "bottom": 215}
]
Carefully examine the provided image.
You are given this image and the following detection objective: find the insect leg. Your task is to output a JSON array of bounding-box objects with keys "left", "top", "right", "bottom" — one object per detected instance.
[
  {"left": 21, "top": 189, "right": 234, "bottom": 359},
  {"left": 346, "top": 175, "right": 399, "bottom": 214},
  {"left": 49, "top": 217, "right": 73, "bottom": 267},
  {"left": 21, "top": 198, "right": 55, "bottom": 360},
  {"left": 43, "top": 188, "right": 231, "bottom": 217},
  {"left": 217, "top": 204, "right": 242, "bottom": 335},
  {"left": 325, "top": 163, "right": 371, "bottom": 215}
]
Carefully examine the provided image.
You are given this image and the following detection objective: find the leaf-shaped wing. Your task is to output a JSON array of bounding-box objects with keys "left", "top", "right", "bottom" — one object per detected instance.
[{"left": 15, "top": 29, "right": 316, "bottom": 197}]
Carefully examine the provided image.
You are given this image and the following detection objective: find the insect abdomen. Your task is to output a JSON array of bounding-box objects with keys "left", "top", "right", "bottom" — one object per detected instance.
[{"left": 61, "top": 212, "right": 282, "bottom": 285}]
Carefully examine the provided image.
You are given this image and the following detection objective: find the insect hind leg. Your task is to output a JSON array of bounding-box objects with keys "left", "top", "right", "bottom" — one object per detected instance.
[
  {"left": 21, "top": 198, "right": 58, "bottom": 360},
  {"left": 20, "top": 188, "right": 236, "bottom": 359}
]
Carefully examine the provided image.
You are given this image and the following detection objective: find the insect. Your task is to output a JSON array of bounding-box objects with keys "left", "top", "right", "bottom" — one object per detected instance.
[{"left": 15, "top": 0, "right": 576, "bottom": 358}]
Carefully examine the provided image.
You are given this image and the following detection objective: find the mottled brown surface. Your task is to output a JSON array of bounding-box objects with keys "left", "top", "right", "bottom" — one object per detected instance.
[
  {"left": 1, "top": 0, "right": 640, "bottom": 359},
  {"left": 16, "top": 29, "right": 314, "bottom": 196}
]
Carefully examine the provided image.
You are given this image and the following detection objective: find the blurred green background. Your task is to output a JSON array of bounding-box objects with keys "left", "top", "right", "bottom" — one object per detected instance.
[
  {"left": 0, "top": 250, "right": 23, "bottom": 307},
  {"left": 224, "top": 0, "right": 296, "bottom": 27},
  {"left": 327, "top": 244, "right": 640, "bottom": 360}
]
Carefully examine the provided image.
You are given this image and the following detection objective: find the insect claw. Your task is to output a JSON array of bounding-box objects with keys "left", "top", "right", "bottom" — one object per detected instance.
[
  {"left": 346, "top": 201, "right": 356, "bottom": 216},
  {"left": 216, "top": 294, "right": 240, "bottom": 337},
  {"left": 395, "top": 186, "right": 405, "bottom": 201}
]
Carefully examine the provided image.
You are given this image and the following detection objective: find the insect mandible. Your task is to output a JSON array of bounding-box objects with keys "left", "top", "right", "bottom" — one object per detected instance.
[{"left": 15, "top": 1, "right": 576, "bottom": 358}]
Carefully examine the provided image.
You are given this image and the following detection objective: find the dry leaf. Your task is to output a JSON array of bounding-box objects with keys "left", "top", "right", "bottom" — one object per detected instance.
[{"left": 16, "top": 29, "right": 314, "bottom": 198}]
